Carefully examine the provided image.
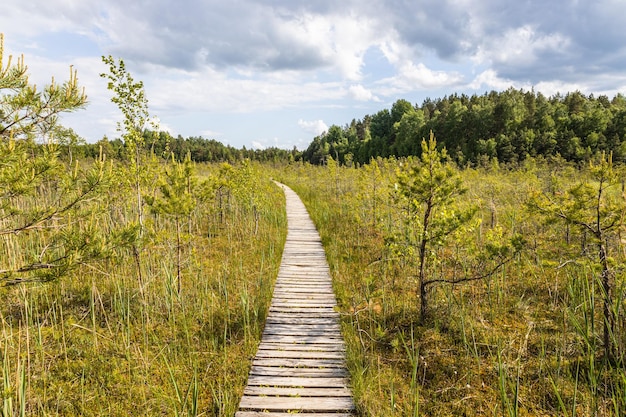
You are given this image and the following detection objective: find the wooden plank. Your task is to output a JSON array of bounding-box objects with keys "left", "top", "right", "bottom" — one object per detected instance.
[
  {"left": 255, "top": 350, "right": 345, "bottom": 359},
  {"left": 270, "top": 302, "right": 338, "bottom": 308},
  {"left": 236, "top": 413, "right": 353, "bottom": 417},
  {"left": 252, "top": 358, "right": 345, "bottom": 368},
  {"left": 260, "top": 335, "right": 346, "bottom": 344},
  {"left": 266, "top": 317, "right": 339, "bottom": 325},
  {"left": 269, "top": 306, "right": 338, "bottom": 311},
  {"left": 257, "top": 343, "right": 346, "bottom": 352},
  {"left": 268, "top": 311, "right": 339, "bottom": 317},
  {"left": 273, "top": 286, "right": 334, "bottom": 291},
  {"left": 262, "top": 330, "right": 343, "bottom": 338},
  {"left": 271, "top": 297, "right": 337, "bottom": 303},
  {"left": 243, "top": 386, "right": 352, "bottom": 397},
  {"left": 245, "top": 375, "right": 350, "bottom": 388},
  {"left": 263, "top": 324, "right": 342, "bottom": 332},
  {"left": 250, "top": 366, "right": 348, "bottom": 378},
  {"left": 273, "top": 287, "right": 332, "bottom": 292},
  {"left": 264, "top": 323, "right": 342, "bottom": 331},
  {"left": 238, "top": 396, "right": 354, "bottom": 411}
]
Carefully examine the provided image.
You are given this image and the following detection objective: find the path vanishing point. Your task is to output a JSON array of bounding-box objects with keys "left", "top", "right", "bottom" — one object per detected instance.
[{"left": 236, "top": 183, "right": 356, "bottom": 416}]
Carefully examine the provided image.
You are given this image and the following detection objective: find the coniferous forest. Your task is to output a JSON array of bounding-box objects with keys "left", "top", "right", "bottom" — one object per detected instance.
[{"left": 2, "top": 37, "right": 626, "bottom": 416}]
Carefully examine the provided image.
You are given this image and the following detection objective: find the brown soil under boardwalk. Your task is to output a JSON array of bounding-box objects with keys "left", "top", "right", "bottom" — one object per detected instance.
[{"left": 235, "top": 182, "right": 355, "bottom": 416}]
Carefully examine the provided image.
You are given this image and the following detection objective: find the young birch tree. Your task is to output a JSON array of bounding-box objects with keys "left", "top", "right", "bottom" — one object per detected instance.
[
  {"left": 100, "top": 56, "right": 149, "bottom": 231},
  {"left": 100, "top": 56, "right": 156, "bottom": 289}
]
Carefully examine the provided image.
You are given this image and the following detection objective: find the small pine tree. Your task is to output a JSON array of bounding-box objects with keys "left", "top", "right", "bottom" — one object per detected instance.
[
  {"left": 529, "top": 152, "right": 625, "bottom": 361},
  {"left": 0, "top": 34, "right": 111, "bottom": 285},
  {"left": 394, "top": 132, "right": 476, "bottom": 321}
]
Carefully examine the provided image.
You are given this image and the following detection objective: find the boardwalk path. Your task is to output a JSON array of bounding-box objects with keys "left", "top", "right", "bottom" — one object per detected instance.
[{"left": 236, "top": 183, "right": 355, "bottom": 416}]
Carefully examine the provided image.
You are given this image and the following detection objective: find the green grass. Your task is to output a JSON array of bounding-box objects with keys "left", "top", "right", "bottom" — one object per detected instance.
[
  {"left": 276, "top": 158, "right": 626, "bottom": 416},
  {"left": 1, "top": 159, "right": 286, "bottom": 416}
]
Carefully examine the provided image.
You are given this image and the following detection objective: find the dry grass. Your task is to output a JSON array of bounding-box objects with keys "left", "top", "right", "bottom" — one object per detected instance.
[
  {"left": 277, "top": 158, "right": 626, "bottom": 416},
  {"left": 1, "top": 159, "right": 286, "bottom": 416}
]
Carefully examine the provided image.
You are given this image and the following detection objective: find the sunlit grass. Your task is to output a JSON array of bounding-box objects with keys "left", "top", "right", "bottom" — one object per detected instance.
[
  {"left": 1, "top": 159, "right": 286, "bottom": 416},
  {"left": 277, "top": 158, "right": 626, "bottom": 416}
]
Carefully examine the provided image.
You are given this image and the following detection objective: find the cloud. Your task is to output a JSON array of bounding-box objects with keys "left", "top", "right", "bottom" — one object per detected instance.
[
  {"left": 472, "top": 25, "right": 571, "bottom": 82},
  {"left": 377, "top": 62, "right": 464, "bottom": 95},
  {"left": 348, "top": 84, "right": 379, "bottom": 102},
  {"left": 468, "top": 69, "right": 520, "bottom": 91},
  {"left": 4, "top": 0, "right": 626, "bottom": 148},
  {"left": 298, "top": 119, "right": 328, "bottom": 136}
]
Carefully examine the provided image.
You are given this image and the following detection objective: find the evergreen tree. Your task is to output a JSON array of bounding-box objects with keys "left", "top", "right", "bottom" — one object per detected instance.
[{"left": 1, "top": 35, "right": 110, "bottom": 285}]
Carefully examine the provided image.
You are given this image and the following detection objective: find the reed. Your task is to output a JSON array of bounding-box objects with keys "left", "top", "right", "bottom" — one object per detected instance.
[
  {"left": 276, "top": 157, "right": 626, "bottom": 416},
  {"left": 0, "top": 158, "right": 286, "bottom": 415}
]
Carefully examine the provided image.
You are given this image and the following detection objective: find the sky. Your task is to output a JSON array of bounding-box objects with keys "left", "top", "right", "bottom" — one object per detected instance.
[{"left": 2, "top": 0, "right": 626, "bottom": 150}]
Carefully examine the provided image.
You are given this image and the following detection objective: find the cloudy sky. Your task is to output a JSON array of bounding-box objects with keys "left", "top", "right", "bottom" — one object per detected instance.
[{"left": 2, "top": 0, "right": 625, "bottom": 149}]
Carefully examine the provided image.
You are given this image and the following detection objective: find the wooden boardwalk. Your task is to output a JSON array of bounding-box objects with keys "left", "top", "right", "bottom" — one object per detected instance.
[{"left": 236, "top": 183, "right": 355, "bottom": 416}]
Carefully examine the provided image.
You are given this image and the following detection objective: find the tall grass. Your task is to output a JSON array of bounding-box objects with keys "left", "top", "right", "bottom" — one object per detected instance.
[
  {"left": 0, "top": 158, "right": 286, "bottom": 416},
  {"left": 276, "top": 158, "right": 626, "bottom": 416}
]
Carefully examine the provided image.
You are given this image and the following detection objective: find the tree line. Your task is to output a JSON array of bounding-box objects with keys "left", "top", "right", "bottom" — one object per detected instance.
[
  {"left": 302, "top": 88, "right": 626, "bottom": 166},
  {"left": 68, "top": 131, "right": 299, "bottom": 164}
]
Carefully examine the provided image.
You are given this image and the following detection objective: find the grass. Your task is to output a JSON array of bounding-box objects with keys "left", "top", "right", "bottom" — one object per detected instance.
[
  {"left": 3, "top": 153, "right": 626, "bottom": 416},
  {"left": 276, "top": 158, "right": 626, "bottom": 416},
  {"left": 1, "top": 159, "right": 286, "bottom": 416}
]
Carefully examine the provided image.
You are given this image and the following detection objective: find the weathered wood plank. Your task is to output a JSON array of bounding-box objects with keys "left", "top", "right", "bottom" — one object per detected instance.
[
  {"left": 271, "top": 298, "right": 337, "bottom": 304},
  {"left": 260, "top": 335, "right": 346, "bottom": 345},
  {"left": 250, "top": 366, "right": 348, "bottom": 378},
  {"left": 252, "top": 358, "right": 345, "bottom": 368},
  {"left": 263, "top": 324, "right": 342, "bottom": 332},
  {"left": 265, "top": 317, "right": 339, "bottom": 325},
  {"left": 262, "top": 330, "right": 343, "bottom": 338},
  {"left": 268, "top": 311, "right": 340, "bottom": 318},
  {"left": 257, "top": 343, "right": 346, "bottom": 352},
  {"left": 236, "top": 413, "right": 353, "bottom": 417},
  {"left": 268, "top": 306, "right": 338, "bottom": 312},
  {"left": 246, "top": 375, "right": 350, "bottom": 388},
  {"left": 255, "top": 350, "right": 345, "bottom": 359},
  {"left": 243, "top": 386, "right": 352, "bottom": 397},
  {"left": 238, "top": 396, "right": 355, "bottom": 411}
]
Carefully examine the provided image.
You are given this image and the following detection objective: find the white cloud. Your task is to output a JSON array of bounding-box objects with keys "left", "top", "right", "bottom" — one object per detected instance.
[
  {"left": 482, "top": 25, "right": 571, "bottom": 67},
  {"left": 200, "top": 129, "right": 222, "bottom": 139},
  {"left": 348, "top": 84, "right": 379, "bottom": 102},
  {"left": 377, "top": 61, "right": 464, "bottom": 95},
  {"left": 298, "top": 119, "right": 328, "bottom": 136},
  {"left": 468, "top": 69, "right": 522, "bottom": 91},
  {"left": 533, "top": 80, "right": 585, "bottom": 97}
]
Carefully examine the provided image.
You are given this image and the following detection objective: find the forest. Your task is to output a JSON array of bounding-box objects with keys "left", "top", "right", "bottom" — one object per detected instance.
[
  {"left": 2, "top": 38, "right": 626, "bottom": 416},
  {"left": 302, "top": 91, "right": 626, "bottom": 167}
]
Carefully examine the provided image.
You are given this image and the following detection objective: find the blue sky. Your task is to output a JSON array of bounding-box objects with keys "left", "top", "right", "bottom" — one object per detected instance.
[{"left": 2, "top": 0, "right": 626, "bottom": 150}]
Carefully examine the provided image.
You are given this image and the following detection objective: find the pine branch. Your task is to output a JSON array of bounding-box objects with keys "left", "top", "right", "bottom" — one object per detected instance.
[{"left": 422, "top": 256, "right": 513, "bottom": 288}]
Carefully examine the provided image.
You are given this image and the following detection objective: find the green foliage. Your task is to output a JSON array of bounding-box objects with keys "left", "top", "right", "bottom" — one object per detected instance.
[
  {"left": 100, "top": 56, "right": 149, "bottom": 151},
  {"left": 528, "top": 152, "right": 626, "bottom": 361},
  {"left": 301, "top": 89, "right": 626, "bottom": 166},
  {"left": 1, "top": 159, "right": 287, "bottom": 415},
  {"left": 0, "top": 139, "right": 112, "bottom": 285},
  {"left": 0, "top": 36, "right": 108, "bottom": 285},
  {"left": 0, "top": 34, "right": 87, "bottom": 141},
  {"left": 278, "top": 155, "right": 626, "bottom": 416},
  {"left": 147, "top": 152, "right": 197, "bottom": 219},
  {"left": 391, "top": 132, "right": 477, "bottom": 320}
]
